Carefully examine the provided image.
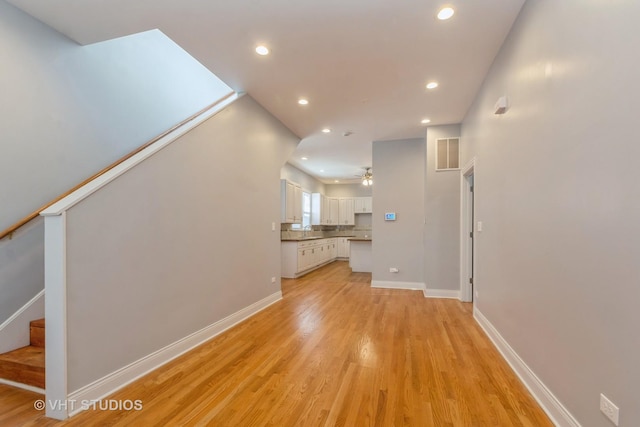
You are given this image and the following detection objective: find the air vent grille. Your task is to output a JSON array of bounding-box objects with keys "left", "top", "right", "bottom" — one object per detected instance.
[{"left": 436, "top": 137, "right": 460, "bottom": 170}]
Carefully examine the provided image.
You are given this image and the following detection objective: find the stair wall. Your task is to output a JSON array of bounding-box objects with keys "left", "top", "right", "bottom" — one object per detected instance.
[{"left": 0, "top": 290, "right": 44, "bottom": 354}]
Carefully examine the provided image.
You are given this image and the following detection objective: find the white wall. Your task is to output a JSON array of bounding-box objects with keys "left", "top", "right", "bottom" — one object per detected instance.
[
  {"left": 325, "top": 183, "right": 372, "bottom": 198},
  {"left": 371, "top": 138, "right": 425, "bottom": 287},
  {"left": 0, "top": 1, "right": 232, "bottom": 231},
  {"left": 461, "top": 0, "right": 640, "bottom": 425},
  {"left": 63, "top": 95, "right": 299, "bottom": 392},
  {"left": 0, "top": 1, "right": 232, "bottom": 325},
  {"left": 280, "top": 163, "right": 325, "bottom": 194},
  {"left": 0, "top": 219, "right": 44, "bottom": 325},
  {"left": 424, "top": 125, "right": 461, "bottom": 293}
]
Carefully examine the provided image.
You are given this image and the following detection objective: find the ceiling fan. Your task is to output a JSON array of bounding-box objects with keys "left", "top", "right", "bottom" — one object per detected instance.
[{"left": 359, "top": 167, "right": 373, "bottom": 186}]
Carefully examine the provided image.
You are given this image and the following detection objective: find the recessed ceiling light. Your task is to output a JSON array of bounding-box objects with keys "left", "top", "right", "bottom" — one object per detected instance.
[
  {"left": 320, "top": 169, "right": 325, "bottom": 173},
  {"left": 437, "top": 7, "right": 455, "bottom": 20},
  {"left": 334, "top": 180, "right": 340, "bottom": 183},
  {"left": 426, "top": 82, "right": 439, "bottom": 90},
  {"left": 421, "top": 119, "right": 431, "bottom": 124},
  {"left": 322, "top": 128, "right": 331, "bottom": 133},
  {"left": 255, "top": 45, "right": 269, "bottom": 55},
  {"left": 298, "top": 98, "right": 309, "bottom": 105},
  {"left": 301, "top": 157, "right": 308, "bottom": 160}
]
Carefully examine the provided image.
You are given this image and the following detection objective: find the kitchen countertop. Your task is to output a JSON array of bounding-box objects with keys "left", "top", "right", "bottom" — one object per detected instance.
[
  {"left": 347, "top": 237, "right": 372, "bottom": 242},
  {"left": 281, "top": 235, "right": 355, "bottom": 242}
]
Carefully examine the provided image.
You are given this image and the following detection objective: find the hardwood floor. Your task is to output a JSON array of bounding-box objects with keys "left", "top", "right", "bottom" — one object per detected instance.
[{"left": 0, "top": 261, "right": 551, "bottom": 426}]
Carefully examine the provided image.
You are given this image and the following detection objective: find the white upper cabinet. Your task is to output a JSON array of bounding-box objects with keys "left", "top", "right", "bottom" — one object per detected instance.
[
  {"left": 293, "top": 184, "right": 302, "bottom": 223},
  {"left": 339, "top": 198, "right": 355, "bottom": 225},
  {"left": 281, "top": 179, "right": 302, "bottom": 223},
  {"left": 354, "top": 197, "right": 372, "bottom": 213},
  {"left": 312, "top": 193, "right": 341, "bottom": 225},
  {"left": 328, "top": 197, "right": 339, "bottom": 225}
]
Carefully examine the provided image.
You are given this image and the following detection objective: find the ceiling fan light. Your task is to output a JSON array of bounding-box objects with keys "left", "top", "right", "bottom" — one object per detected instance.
[{"left": 361, "top": 167, "right": 373, "bottom": 186}]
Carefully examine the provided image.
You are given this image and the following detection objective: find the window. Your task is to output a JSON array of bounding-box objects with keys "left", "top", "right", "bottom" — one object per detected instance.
[
  {"left": 302, "top": 191, "right": 311, "bottom": 228},
  {"left": 436, "top": 137, "right": 460, "bottom": 170},
  {"left": 291, "top": 191, "right": 312, "bottom": 229}
]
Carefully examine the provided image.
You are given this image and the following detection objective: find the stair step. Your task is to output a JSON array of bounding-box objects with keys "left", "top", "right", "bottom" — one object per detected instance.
[
  {"left": 30, "top": 318, "right": 45, "bottom": 348},
  {"left": 0, "top": 346, "right": 45, "bottom": 388},
  {"left": 30, "top": 319, "right": 45, "bottom": 328}
]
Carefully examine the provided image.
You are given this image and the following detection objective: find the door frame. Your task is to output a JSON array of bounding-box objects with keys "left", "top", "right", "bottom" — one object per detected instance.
[{"left": 459, "top": 158, "right": 476, "bottom": 302}]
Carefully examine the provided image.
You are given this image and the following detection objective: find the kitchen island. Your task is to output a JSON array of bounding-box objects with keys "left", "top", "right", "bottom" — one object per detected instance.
[{"left": 348, "top": 238, "right": 372, "bottom": 273}]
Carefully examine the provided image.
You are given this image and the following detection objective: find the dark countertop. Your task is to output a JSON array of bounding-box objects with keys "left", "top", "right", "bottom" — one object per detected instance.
[
  {"left": 281, "top": 237, "right": 324, "bottom": 242},
  {"left": 281, "top": 235, "right": 355, "bottom": 242},
  {"left": 348, "top": 238, "right": 372, "bottom": 242}
]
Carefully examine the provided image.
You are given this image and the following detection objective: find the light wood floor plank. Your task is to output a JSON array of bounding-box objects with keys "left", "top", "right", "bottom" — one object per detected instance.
[{"left": 0, "top": 261, "right": 552, "bottom": 426}]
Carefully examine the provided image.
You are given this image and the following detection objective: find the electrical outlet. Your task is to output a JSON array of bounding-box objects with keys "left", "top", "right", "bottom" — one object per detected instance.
[
  {"left": 271, "top": 277, "right": 276, "bottom": 284},
  {"left": 600, "top": 394, "right": 619, "bottom": 426},
  {"left": 389, "top": 267, "right": 399, "bottom": 273}
]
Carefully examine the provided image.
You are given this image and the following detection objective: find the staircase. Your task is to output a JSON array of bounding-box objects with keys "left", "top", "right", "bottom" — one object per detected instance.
[{"left": 0, "top": 319, "right": 45, "bottom": 389}]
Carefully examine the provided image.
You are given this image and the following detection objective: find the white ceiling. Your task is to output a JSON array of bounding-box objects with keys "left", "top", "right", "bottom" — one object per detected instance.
[{"left": 9, "top": 0, "right": 525, "bottom": 183}]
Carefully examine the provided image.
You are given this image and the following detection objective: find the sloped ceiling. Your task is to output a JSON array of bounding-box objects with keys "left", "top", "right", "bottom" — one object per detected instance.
[{"left": 8, "top": 0, "right": 525, "bottom": 183}]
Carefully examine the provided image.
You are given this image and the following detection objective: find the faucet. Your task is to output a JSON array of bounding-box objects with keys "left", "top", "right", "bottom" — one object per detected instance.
[{"left": 302, "top": 225, "right": 312, "bottom": 237}]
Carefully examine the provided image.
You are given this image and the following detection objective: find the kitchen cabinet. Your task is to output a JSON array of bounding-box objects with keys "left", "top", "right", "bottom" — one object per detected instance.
[
  {"left": 297, "top": 247, "right": 313, "bottom": 272},
  {"left": 324, "top": 238, "right": 337, "bottom": 260},
  {"left": 354, "top": 196, "right": 373, "bottom": 214},
  {"left": 281, "top": 180, "right": 302, "bottom": 223},
  {"left": 337, "top": 237, "right": 351, "bottom": 258},
  {"left": 338, "top": 198, "right": 355, "bottom": 225},
  {"left": 281, "top": 238, "right": 339, "bottom": 278},
  {"left": 330, "top": 238, "right": 338, "bottom": 259},
  {"left": 328, "top": 198, "right": 339, "bottom": 225},
  {"left": 312, "top": 194, "right": 340, "bottom": 225}
]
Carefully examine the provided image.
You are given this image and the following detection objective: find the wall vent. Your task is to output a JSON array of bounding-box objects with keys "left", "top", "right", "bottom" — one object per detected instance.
[{"left": 436, "top": 137, "right": 460, "bottom": 170}]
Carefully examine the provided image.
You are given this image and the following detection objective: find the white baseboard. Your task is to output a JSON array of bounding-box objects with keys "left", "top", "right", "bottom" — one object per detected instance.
[
  {"left": 371, "top": 280, "right": 424, "bottom": 290},
  {"left": 474, "top": 307, "right": 581, "bottom": 427},
  {"left": 422, "top": 287, "right": 460, "bottom": 299},
  {"left": 67, "top": 291, "right": 282, "bottom": 417},
  {"left": 0, "top": 290, "right": 45, "bottom": 353},
  {"left": 0, "top": 378, "right": 45, "bottom": 395}
]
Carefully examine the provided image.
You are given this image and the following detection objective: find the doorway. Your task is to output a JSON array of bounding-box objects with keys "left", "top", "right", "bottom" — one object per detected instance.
[{"left": 460, "top": 159, "right": 475, "bottom": 302}]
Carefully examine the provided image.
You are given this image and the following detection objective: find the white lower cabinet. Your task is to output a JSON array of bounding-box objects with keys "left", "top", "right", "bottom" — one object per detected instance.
[
  {"left": 329, "top": 238, "right": 338, "bottom": 259},
  {"left": 297, "top": 248, "right": 308, "bottom": 272},
  {"left": 337, "top": 237, "right": 351, "bottom": 259},
  {"left": 282, "top": 238, "right": 339, "bottom": 278}
]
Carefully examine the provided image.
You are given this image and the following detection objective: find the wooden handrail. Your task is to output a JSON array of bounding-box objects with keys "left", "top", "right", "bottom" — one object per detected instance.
[{"left": 0, "top": 94, "right": 235, "bottom": 241}]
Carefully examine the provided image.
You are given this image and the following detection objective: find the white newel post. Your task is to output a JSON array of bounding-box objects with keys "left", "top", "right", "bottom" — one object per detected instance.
[{"left": 42, "top": 212, "right": 68, "bottom": 420}]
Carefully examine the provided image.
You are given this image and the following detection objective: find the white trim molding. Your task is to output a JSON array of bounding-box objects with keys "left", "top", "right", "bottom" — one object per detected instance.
[
  {"left": 371, "top": 280, "right": 425, "bottom": 291},
  {"left": 67, "top": 291, "right": 282, "bottom": 417},
  {"left": 459, "top": 157, "right": 476, "bottom": 303},
  {"left": 423, "top": 287, "right": 460, "bottom": 299},
  {"left": 0, "top": 289, "right": 44, "bottom": 354},
  {"left": 474, "top": 307, "right": 582, "bottom": 427},
  {"left": 0, "top": 378, "right": 45, "bottom": 395},
  {"left": 44, "top": 212, "right": 68, "bottom": 420}
]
